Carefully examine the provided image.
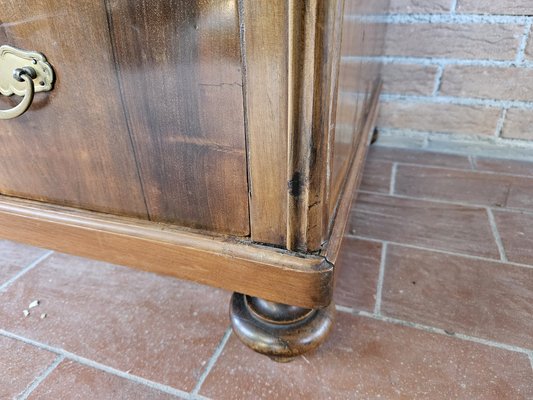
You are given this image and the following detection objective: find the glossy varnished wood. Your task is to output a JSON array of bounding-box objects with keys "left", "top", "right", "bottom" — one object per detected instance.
[
  {"left": 324, "top": 84, "right": 381, "bottom": 265},
  {"left": 106, "top": 0, "right": 249, "bottom": 235},
  {"left": 0, "top": 0, "right": 148, "bottom": 218},
  {"left": 241, "top": 0, "right": 289, "bottom": 246},
  {"left": 244, "top": 1, "right": 350, "bottom": 252},
  {"left": 0, "top": 195, "right": 333, "bottom": 308},
  {"left": 0, "top": 0, "right": 384, "bottom": 313},
  {"left": 328, "top": 0, "right": 387, "bottom": 221}
]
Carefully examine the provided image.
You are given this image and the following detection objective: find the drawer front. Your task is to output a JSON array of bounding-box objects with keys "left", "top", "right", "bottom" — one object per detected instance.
[{"left": 0, "top": 0, "right": 249, "bottom": 235}]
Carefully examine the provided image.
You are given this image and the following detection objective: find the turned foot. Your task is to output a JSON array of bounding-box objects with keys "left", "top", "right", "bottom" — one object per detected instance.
[{"left": 229, "top": 293, "right": 335, "bottom": 362}]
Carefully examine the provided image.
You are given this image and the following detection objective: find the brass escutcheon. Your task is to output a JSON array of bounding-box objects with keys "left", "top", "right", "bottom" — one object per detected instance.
[{"left": 0, "top": 45, "right": 55, "bottom": 120}]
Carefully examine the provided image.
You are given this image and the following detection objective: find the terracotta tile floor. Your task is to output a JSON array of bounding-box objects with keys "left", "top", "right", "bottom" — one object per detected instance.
[{"left": 1, "top": 145, "right": 533, "bottom": 399}]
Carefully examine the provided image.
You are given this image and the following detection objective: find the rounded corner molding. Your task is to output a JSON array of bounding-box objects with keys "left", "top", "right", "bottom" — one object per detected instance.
[{"left": 0, "top": 45, "right": 55, "bottom": 120}]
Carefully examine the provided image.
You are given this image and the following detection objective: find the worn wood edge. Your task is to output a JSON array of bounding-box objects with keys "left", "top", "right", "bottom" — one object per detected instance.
[
  {"left": 286, "top": 1, "right": 341, "bottom": 253},
  {"left": 0, "top": 195, "right": 333, "bottom": 308},
  {"left": 322, "top": 81, "right": 382, "bottom": 265},
  {"left": 242, "top": 0, "right": 289, "bottom": 246}
]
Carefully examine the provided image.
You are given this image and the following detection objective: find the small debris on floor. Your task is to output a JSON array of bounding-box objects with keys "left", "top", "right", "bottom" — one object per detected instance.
[
  {"left": 28, "top": 300, "right": 40, "bottom": 309},
  {"left": 23, "top": 309, "right": 30, "bottom": 317},
  {"left": 40, "top": 313, "right": 47, "bottom": 319}
]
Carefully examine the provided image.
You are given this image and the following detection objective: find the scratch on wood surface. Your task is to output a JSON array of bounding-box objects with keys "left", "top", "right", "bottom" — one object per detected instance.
[{"left": 0, "top": 13, "right": 67, "bottom": 29}]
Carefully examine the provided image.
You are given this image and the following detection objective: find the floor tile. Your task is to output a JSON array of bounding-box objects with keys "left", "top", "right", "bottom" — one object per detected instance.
[
  {"left": 334, "top": 238, "right": 381, "bottom": 312},
  {"left": 0, "top": 253, "right": 230, "bottom": 392},
  {"left": 382, "top": 245, "right": 533, "bottom": 349},
  {"left": 350, "top": 193, "right": 500, "bottom": 259},
  {"left": 394, "top": 164, "right": 533, "bottom": 210},
  {"left": 28, "top": 360, "right": 178, "bottom": 400},
  {"left": 200, "top": 313, "right": 533, "bottom": 400},
  {"left": 368, "top": 146, "right": 472, "bottom": 169},
  {"left": 493, "top": 210, "right": 533, "bottom": 265},
  {"left": 0, "top": 335, "right": 57, "bottom": 399},
  {"left": 0, "top": 240, "right": 47, "bottom": 286},
  {"left": 475, "top": 156, "right": 533, "bottom": 176},
  {"left": 360, "top": 159, "right": 392, "bottom": 194}
]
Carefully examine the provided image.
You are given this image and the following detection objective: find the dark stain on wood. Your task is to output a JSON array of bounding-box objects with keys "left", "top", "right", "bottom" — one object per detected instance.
[{"left": 288, "top": 172, "right": 303, "bottom": 198}]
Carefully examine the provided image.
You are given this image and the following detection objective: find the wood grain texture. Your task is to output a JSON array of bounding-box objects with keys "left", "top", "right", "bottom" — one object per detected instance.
[
  {"left": 0, "top": 0, "right": 148, "bottom": 218},
  {"left": 241, "top": 0, "right": 289, "bottom": 246},
  {"left": 0, "top": 195, "right": 333, "bottom": 308},
  {"left": 324, "top": 84, "right": 381, "bottom": 265},
  {"left": 329, "top": 0, "right": 387, "bottom": 219},
  {"left": 244, "top": 0, "right": 351, "bottom": 252},
  {"left": 106, "top": 0, "right": 249, "bottom": 235},
  {"left": 287, "top": 0, "right": 338, "bottom": 252}
]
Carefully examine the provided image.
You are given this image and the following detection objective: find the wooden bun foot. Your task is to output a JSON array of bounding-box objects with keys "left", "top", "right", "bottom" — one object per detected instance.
[{"left": 229, "top": 293, "right": 335, "bottom": 362}]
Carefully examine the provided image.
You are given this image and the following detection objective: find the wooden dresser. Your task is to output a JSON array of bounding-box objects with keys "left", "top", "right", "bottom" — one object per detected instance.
[{"left": 0, "top": 0, "right": 386, "bottom": 361}]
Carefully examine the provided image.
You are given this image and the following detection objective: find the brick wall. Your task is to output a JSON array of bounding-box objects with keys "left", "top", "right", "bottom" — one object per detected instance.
[{"left": 345, "top": 0, "right": 533, "bottom": 142}]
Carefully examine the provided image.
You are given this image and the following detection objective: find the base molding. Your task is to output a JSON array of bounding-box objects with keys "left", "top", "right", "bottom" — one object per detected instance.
[{"left": 0, "top": 195, "right": 332, "bottom": 309}]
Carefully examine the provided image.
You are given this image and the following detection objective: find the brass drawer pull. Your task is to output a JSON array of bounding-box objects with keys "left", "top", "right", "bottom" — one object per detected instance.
[{"left": 0, "top": 45, "right": 54, "bottom": 120}]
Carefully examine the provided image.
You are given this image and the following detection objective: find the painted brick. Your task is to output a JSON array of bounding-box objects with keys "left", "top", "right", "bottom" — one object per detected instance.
[
  {"left": 441, "top": 66, "right": 533, "bottom": 101},
  {"left": 346, "top": 0, "right": 451, "bottom": 15},
  {"left": 525, "top": 28, "right": 533, "bottom": 62},
  {"left": 342, "top": 23, "right": 387, "bottom": 57},
  {"left": 457, "top": 0, "right": 533, "bottom": 15},
  {"left": 502, "top": 108, "right": 533, "bottom": 140},
  {"left": 340, "top": 61, "right": 438, "bottom": 95},
  {"left": 377, "top": 101, "right": 501, "bottom": 135},
  {"left": 343, "top": 23, "right": 523, "bottom": 60}
]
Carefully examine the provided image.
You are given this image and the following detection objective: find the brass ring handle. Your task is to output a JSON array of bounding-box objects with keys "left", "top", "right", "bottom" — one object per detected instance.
[
  {"left": 0, "top": 67, "right": 36, "bottom": 120},
  {"left": 0, "top": 45, "right": 55, "bottom": 120}
]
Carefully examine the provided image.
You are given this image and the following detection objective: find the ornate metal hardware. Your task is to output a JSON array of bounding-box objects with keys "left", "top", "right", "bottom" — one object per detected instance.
[{"left": 0, "top": 45, "right": 55, "bottom": 120}]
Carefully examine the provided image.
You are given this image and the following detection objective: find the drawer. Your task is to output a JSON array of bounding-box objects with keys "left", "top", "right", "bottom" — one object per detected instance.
[{"left": 0, "top": 0, "right": 249, "bottom": 235}]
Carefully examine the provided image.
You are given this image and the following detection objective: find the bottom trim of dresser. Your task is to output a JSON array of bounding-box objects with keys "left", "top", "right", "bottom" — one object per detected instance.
[{"left": 0, "top": 195, "right": 332, "bottom": 309}]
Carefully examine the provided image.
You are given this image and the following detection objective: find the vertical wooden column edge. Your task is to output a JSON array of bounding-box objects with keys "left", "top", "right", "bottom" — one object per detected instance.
[
  {"left": 242, "top": 0, "right": 289, "bottom": 247},
  {"left": 287, "top": 1, "right": 342, "bottom": 253}
]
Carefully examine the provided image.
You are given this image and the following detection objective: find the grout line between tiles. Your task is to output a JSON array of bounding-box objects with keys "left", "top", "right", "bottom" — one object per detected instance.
[
  {"left": 344, "top": 54, "right": 533, "bottom": 68},
  {"left": 347, "top": 13, "right": 532, "bottom": 25},
  {"left": 467, "top": 155, "right": 477, "bottom": 170},
  {"left": 357, "top": 189, "right": 533, "bottom": 217},
  {"left": 17, "top": 354, "right": 65, "bottom": 400},
  {"left": 373, "top": 243, "right": 388, "bottom": 315},
  {"left": 449, "top": 0, "right": 458, "bottom": 13},
  {"left": 380, "top": 93, "right": 533, "bottom": 111},
  {"left": 191, "top": 327, "right": 232, "bottom": 396},
  {"left": 0, "top": 250, "right": 54, "bottom": 293},
  {"left": 335, "top": 306, "right": 533, "bottom": 355},
  {"left": 371, "top": 157, "right": 533, "bottom": 179},
  {"left": 516, "top": 18, "right": 533, "bottom": 64},
  {"left": 486, "top": 208, "right": 508, "bottom": 262},
  {"left": 432, "top": 65, "right": 444, "bottom": 96},
  {"left": 347, "top": 234, "right": 533, "bottom": 271},
  {"left": 0, "top": 330, "right": 191, "bottom": 400},
  {"left": 375, "top": 129, "right": 533, "bottom": 161},
  {"left": 494, "top": 108, "right": 508, "bottom": 138},
  {"left": 529, "top": 352, "right": 533, "bottom": 373},
  {"left": 389, "top": 163, "right": 398, "bottom": 195}
]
